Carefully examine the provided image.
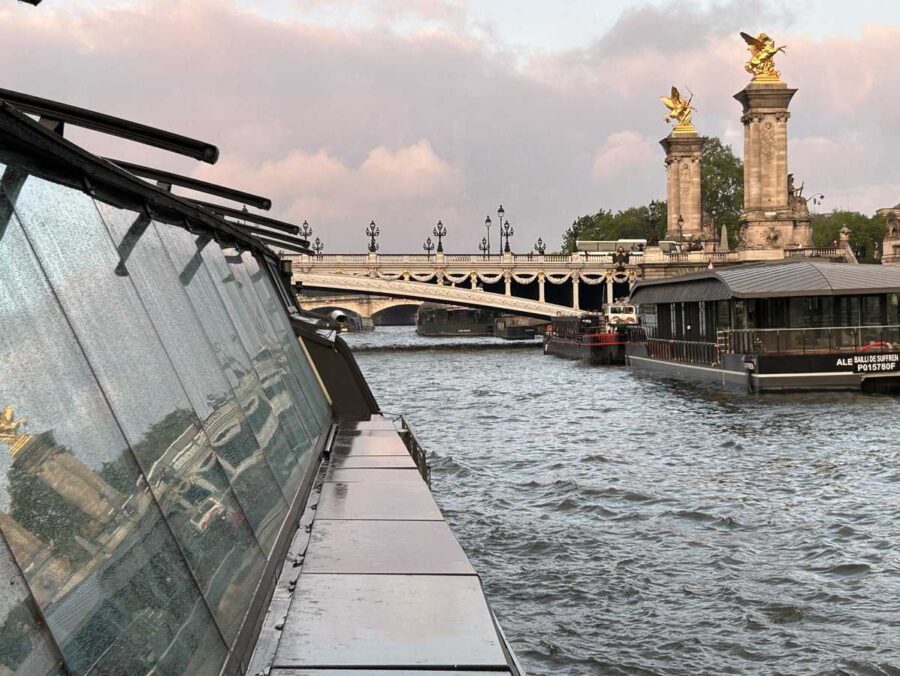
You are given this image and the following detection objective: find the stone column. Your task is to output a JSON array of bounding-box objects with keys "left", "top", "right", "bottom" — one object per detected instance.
[
  {"left": 470, "top": 272, "right": 478, "bottom": 290},
  {"left": 661, "top": 132, "right": 705, "bottom": 241},
  {"left": 606, "top": 275, "right": 614, "bottom": 306},
  {"left": 734, "top": 81, "right": 811, "bottom": 247},
  {"left": 504, "top": 272, "right": 512, "bottom": 296},
  {"left": 572, "top": 274, "right": 580, "bottom": 310},
  {"left": 538, "top": 273, "right": 545, "bottom": 302}
]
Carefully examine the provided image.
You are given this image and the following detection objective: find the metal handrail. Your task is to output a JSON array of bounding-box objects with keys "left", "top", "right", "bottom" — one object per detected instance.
[
  {"left": 0, "top": 87, "right": 218, "bottom": 163},
  {"left": 398, "top": 415, "right": 431, "bottom": 485},
  {"left": 107, "top": 159, "right": 271, "bottom": 209},
  {"left": 645, "top": 337, "right": 720, "bottom": 365}
]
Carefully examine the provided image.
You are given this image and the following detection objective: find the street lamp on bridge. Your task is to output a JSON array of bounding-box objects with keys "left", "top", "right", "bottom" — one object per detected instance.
[
  {"left": 478, "top": 237, "right": 489, "bottom": 259},
  {"left": 299, "top": 220, "right": 313, "bottom": 239},
  {"left": 366, "top": 220, "right": 380, "bottom": 253},
  {"left": 500, "top": 219, "right": 515, "bottom": 253},
  {"left": 484, "top": 215, "right": 492, "bottom": 255},
  {"left": 313, "top": 236, "right": 324, "bottom": 258},
  {"left": 433, "top": 220, "right": 447, "bottom": 253},
  {"left": 533, "top": 237, "right": 546, "bottom": 258},
  {"left": 423, "top": 236, "right": 435, "bottom": 259}
]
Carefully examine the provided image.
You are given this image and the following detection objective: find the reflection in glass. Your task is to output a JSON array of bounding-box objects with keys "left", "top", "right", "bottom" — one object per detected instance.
[
  {"left": 0, "top": 535, "right": 64, "bottom": 674},
  {"left": 0, "top": 201, "right": 225, "bottom": 673},
  {"left": 93, "top": 201, "right": 273, "bottom": 643},
  {"left": 153, "top": 224, "right": 293, "bottom": 533},
  {"left": 206, "top": 247, "right": 318, "bottom": 494},
  {"left": 244, "top": 255, "right": 331, "bottom": 427}
]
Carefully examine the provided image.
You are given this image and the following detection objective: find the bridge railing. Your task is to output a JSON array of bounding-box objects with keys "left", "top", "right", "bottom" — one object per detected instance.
[{"left": 784, "top": 246, "right": 849, "bottom": 261}]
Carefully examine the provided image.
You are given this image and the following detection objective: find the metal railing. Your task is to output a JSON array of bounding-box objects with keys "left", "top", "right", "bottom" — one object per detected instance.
[
  {"left": 399, "top": 415, "right": 431, "bottom": 485},
  {"left": 722, "top": 325, "right": 900, "bottom": 355},
  {"left": 645, "top": 337, "right": 720, "bottom": 364}
]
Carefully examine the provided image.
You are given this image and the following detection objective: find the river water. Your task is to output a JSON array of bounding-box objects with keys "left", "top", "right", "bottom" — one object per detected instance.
[{"left": 344, "top": 327, "right": 900, "bottom": 675}]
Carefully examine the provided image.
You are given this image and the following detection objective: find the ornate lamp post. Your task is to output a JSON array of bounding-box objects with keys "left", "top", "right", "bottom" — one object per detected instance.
[
  {"left": 423, "top": 236, "right": 435, "bottom": 259},
  {"left": 366, "top": 220, "right": 380, "bottom": 253},
  {"left": 433, "top": 220, "right": 447, "bottom": 253},
  {"left": 497, "top": 205, "right": 505, "bottom": 232},
  {"left": 677, "top": 214, "right": 684, "bottom": 244},
  {"left": 533, "top": 237, "right": 546, "bottom": 258},
  {"left": 478, "top": 237, "right": 489, "bottom": 260},
  {"left": 500, "top": 219, "right": 515, "bottom": 253},
  {"left": 313, "top": 236, "right": 324, "bottom": 258},
  {"left": 299, "top": 220, "right": 313, "bottom": 239},
  {"left": 484, "top": 215, "right": 492, "bottom": 256}
]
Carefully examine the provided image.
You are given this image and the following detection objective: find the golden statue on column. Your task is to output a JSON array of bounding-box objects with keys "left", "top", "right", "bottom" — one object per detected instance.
[
  {"left": 0, "top": 405, "right": 30, "bottom": 456},
  {"left": 660, "top": 86, "right": 696, "bottom": 134},
  {"left": 740, "top": 32, "right": 787, "bottom": 83}
]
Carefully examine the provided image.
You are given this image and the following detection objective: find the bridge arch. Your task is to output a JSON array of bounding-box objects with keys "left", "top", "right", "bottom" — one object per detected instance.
[{"left": 295, "top": 273, "right": 582, "bottom": 319}]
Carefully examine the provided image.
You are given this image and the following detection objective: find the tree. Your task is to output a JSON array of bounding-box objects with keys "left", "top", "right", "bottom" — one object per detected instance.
[
  {"left": 812, "top": 210, "right": 885, "bottom": 262},
  {"left": 700, "top": 137, "right": 743, "bottom": 241},
  {"left": 563, "top": 136, "right": 742, "bottom": 251},
  {"left": 561, "top": 200, "right": 667, "bottom": 252}
]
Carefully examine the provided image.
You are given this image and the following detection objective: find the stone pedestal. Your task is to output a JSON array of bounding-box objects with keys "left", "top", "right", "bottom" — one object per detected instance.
[
  {"left": 734, "top": 82, "right": 811, "bottom": 248},
  {"left": 660, "top": 131, "right": 704, "bottom": 241}
]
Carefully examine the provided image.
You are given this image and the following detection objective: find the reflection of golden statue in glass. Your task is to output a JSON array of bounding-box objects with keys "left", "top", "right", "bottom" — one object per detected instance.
[
  {"left": 0, "top": 405, "right": 30, "bottom": 456},
  {"left": 660, "top": 86, "right": 695, "bottom": 133},
  {"left": 741, "top": 31, "right": 787, "bottom": 82}
]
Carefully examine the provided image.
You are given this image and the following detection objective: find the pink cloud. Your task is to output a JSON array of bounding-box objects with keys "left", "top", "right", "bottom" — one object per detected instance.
[{"left": 1, "top": 0, "right": 898, "bottom": 252}]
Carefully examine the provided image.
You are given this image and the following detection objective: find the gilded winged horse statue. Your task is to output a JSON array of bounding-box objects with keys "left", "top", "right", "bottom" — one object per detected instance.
[
  {"left": 740, "top": 31, "right": 787, "bottom": 82},
  {"left": 660, "top": 86, "right": 695, "bottom": 131}
]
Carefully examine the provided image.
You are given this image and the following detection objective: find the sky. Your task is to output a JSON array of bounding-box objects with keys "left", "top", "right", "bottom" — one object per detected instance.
[{"left": 2, "top": 0, "right": 899, "bottom": 251}]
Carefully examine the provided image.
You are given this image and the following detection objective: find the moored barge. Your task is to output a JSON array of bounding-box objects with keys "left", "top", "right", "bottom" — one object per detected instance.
[
  {"left": 626, "top": 260, "right": 900, "bottom": 393},
  {"left": 416, "top": 302, "right": 498, "bottom": 336},
  {"left": 544, "top": 312, "right": 628, "bottom": 364}
]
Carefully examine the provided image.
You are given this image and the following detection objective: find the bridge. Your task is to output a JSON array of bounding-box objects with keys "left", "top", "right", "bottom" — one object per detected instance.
[
  {"left": 299, "top": 293, "right": 424, "bottom": 324},
  {"left": 288, "top": 247, "right": 853, "bottom": 318}
]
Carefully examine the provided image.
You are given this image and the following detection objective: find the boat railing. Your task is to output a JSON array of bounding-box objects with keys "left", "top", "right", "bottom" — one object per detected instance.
[
  {"left": 398, "top": 414, "right": 431, "bottom": 485},
  {"left": 721, "top": 325, "right": 900, "bottom": 355},
  {"left": 645, "top": 337, "right": 720, "bottom": 365}
]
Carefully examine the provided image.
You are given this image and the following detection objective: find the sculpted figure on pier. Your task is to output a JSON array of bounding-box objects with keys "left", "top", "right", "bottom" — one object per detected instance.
[
  {"left": 660, "top": 86, "right": 695, "bottom": 132},
  {"left": 741, "top": 31, "right": 787, "bottom": 82}
]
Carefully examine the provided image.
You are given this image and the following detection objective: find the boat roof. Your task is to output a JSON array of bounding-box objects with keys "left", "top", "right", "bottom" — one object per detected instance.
[{"left": 629, "top": 260, "right": 900, "bottom": 304}]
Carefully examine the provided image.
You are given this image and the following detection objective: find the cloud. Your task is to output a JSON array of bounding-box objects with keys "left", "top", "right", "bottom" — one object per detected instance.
[
  {"left": 593, "top": 132, "right": 658, "bottom": 183},
  {"left": 194, "top": 140, "right": 462, "bottom": 233},
  {"left": 0, "top": 0, "right": 897, "bottom": 252}
]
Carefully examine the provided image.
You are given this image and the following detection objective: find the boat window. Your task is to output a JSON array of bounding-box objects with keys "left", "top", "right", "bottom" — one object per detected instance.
[
  {"left": 860, "top": 295, "right": 884, "bottom": 326},
  {"left": 888, "top": 294, "right": 899, "bottom": 325}
]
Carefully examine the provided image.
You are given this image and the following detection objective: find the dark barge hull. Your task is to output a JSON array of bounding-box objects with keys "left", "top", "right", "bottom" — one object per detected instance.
[
  {"left": 496, "top": 325, "right": 541, "bottom": 340},
  {"left": 626, "top": 345, "right": 900, "bottom": 392},
  {"left": 544, "top": 337, "right": 626, "bottom": 365},
  {"left": 416, "top": 321, "right": 493, "bottom": 337}
]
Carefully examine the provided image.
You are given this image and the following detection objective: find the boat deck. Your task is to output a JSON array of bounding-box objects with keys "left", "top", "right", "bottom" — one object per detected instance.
[{"left": 249, "top": 415, "right": 519, "bottom": 675}]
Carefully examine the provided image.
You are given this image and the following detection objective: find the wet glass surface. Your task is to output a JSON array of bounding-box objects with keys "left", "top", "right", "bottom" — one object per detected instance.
[
  {"left": 154, "top": 224, "right": 291, "bottom": 551},
  {"left": 11, "top": 177, "right": 267, "bottom": 645},
  {"left": 0, "top": 536, "right": 64, "bottom": 674},
  {"left": 92, "top": 201, "right": 269, "bottom": 643},
  {"left": 196, "top": 244, "right": 306, "bottom": 497},
  {"left": 0, "top": 196, "right": 226, "bottom": 673},
  {"left": 242, "top": 255, "right": 331, "bottom": 428}
]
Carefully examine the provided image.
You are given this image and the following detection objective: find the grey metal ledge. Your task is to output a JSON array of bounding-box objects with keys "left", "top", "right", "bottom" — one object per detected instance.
[{"left": 248, "top": 414, "right": 521, "bottom": 675}]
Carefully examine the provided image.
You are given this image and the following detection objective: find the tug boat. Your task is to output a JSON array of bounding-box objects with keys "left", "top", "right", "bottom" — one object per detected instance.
[{"left": 543, "top": 303, "right": 636, "bottom": 364}]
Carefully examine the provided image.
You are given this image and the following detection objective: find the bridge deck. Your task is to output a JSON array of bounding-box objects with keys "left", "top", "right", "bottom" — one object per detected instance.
[{"left": 250, "top": 416, "right": 519, "bottom": 675}]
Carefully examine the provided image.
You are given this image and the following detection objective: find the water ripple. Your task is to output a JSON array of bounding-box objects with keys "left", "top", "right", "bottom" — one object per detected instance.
[{"left": 347, "top": 327, "right": 900, "bottom": 675}]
